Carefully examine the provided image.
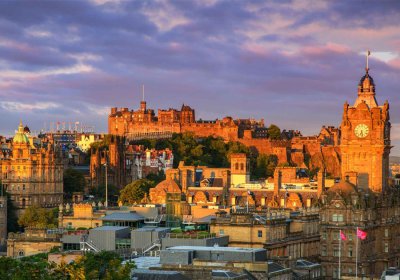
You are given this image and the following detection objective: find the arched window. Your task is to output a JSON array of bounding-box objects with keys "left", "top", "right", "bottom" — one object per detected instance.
[
  {"left": 21, "top": 198, "right": 26, "bottom": 207},
  {"left": 235, "top": 163, "right": 239, "bottom": 170},
  {"left": 240, "top": 163, "right": 244, "bottom": 171},
  {"left": 18, "top": 250, "right": 24, "bottom": 257}
]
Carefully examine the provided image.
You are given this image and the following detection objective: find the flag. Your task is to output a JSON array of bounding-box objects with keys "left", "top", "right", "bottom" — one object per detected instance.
[
  {"left": 367, "top": 50, "right": 371, "bottom": 56},
  {"left": 357, "top": 228, "right": 367, "bottom": 240},
  {"left": 247, "top": 190, "right": 252, "bottom": 195},
  {"left": 340, "top": 230, "right": 347, "bottom": 241}
]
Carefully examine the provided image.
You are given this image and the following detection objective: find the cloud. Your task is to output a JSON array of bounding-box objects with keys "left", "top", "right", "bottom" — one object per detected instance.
[
  {"left": 0, "top": 0, "right": 399, "bottom": 153},
  {"left": 0, "top": 101, "right": 60, "bottom": 112}
]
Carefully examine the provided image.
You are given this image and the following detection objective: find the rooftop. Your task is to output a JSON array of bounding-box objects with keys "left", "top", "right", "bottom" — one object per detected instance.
[
  {"left": 166, "top": 246, "right": 266, "bottom": 253},
  {"left": 90, "top": 226, "right": 129, "bottom": 231},
  {"left": 101, "top": 211, "right": 145, "bottom": 222}
]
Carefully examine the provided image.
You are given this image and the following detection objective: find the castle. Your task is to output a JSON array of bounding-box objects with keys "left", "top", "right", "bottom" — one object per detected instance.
[
  {"left": 0, "top": 122, "right": 64, "bottom": 216},
  {"left": 108, "top": 101, "right": 266, "bottom": 142}
]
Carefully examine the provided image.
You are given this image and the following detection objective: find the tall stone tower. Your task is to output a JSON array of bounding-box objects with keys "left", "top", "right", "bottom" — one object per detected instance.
[
  {"left": 340, "top": 66, "right": 391, "bottom": 192},
  {"left": 230, "top": 153, "right": 250, "bottom": 187}
]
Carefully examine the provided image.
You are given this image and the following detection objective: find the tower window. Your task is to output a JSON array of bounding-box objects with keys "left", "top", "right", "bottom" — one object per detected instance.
[{"left": 240, "top": 163, "right": 244, "bottom": 171}]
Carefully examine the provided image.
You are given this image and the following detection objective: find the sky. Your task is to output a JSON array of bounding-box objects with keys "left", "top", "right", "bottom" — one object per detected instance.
[{"left": 0, "top": 0, "right": 400, "bottom": 153}]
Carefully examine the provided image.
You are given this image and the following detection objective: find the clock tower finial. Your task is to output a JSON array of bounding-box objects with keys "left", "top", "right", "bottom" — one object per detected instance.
[{"left": 354, "top": 51, "right": 378, "bottom": 108}]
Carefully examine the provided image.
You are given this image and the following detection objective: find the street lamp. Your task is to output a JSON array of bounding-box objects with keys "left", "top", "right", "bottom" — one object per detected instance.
[{"left": 104, "top": 162, "right": 108, "bottom": 209}]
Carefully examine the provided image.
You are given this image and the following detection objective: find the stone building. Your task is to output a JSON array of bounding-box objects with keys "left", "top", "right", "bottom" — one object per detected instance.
[
  {"left": 319, "top": 66, "right": 399, "bottom": 279},
  {"left": 7, "top": 228, "right": 62, "bottom": 257},
  {"left": 90, "top": 136, "right": 174, "bottom": 189},
  {"left": 0, "top": 122, "right": 63, "bottom": 216},
  {"left": 209, "top": 208, "right": 320, "bottom": 264}
]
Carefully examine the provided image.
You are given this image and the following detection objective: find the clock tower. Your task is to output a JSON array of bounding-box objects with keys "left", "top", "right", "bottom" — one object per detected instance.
[{"left": 340, "top": 63, "right": 391, "bottom": 192}]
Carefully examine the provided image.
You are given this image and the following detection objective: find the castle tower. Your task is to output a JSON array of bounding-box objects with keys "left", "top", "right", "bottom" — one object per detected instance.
[
  {"left": 230, "top": 153, "right": 250, "bottom": 187},
  {"left": 340, "top": 60, "right": 391, "bottom": 192}
]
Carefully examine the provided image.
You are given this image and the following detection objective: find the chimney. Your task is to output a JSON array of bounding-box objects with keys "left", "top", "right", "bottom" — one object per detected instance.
[{"left": 274, "top": 170, "right": 282, "bottom": 196}]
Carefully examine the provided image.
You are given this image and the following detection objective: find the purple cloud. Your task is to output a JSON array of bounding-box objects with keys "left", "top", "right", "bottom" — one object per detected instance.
[{"left": 0, "top": 0, "right": 399, "bottom": 154}]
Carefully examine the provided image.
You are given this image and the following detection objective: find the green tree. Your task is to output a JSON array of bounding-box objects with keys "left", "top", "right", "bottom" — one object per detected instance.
[
  {"left": 80, "top": 251, "right": 134, "bottom": 280},
  {"left": 18, "top": 206, "right": 58, "bottom": 228},
  {"left": 119, "top": 179, "right": 155, "bottom": 205},
  {"left": 145, "top": 171, "right": 166, "bottom": 185},
  {"left": 63, "top": 168, "right": 86, "bottom": 198},
  {"left": 268, "top": 124, "right": 281, "bottom": 140}
]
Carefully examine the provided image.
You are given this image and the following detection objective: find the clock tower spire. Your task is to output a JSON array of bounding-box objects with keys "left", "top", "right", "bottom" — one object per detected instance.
[{"left": 340, "top": 54, "right": 391, "bottom": 193}]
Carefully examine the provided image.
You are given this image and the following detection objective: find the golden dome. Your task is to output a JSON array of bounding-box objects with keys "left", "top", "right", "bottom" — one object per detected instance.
[{"left": 13, "top": 121, "right": 29, "bottom": 144}]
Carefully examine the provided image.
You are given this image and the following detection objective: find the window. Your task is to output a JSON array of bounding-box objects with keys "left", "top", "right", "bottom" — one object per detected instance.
[
  {"left": 385, "top": 243, "right": 389, "bottom": 253},
  {"left": 321, "top": 246, "right": 327, "bottom": 256},
  {"left": 332, "top": 214, "right": 343, "bottom": 222},
  {"left": 18, "top": 250, "right": 24, "bottom": 257},
  {"left": 348, "top": 233, "right": 353, "bottom": 241},
  {"left": 322, "top": 232, "right": 327, "bottom": 240},
  {"left": 333, "top": 249, "right": 339, "bottom": 257},
  {"left": 385, "top": 229, "right": 389, "bottom": 237},
  {"left": 258, "top": 230, "right": 263, "bottom": 238},
  {"left": 240, "top": 163, "right": 244, "bottom": 171},
  {"left": 219, "top": 229, "right": 225, "bottom": 236},
  {"left": 348, "top": 247, "right": 353, "bottom": 257}
]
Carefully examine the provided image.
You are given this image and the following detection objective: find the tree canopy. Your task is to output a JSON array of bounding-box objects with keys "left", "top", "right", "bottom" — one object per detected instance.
[
  {"left": 119, "top": 179, "right": 155, "bottom": 205},
  {"left": 18, "top": 206, "right": 58, "bottom": 229},
  {"left": 0, "top": 251, "right": 134, "bottom": 280},
  {"left": 63, "top": 168, "right": 86, "bottom": 198},
  {"left": 268, "top": 124, "right": 281, "bottom": 140}
]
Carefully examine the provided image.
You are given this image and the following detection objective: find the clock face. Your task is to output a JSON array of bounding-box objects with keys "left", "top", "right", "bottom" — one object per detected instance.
[{"left": 354, "top": 124, "right": 369, "bottom": 138}]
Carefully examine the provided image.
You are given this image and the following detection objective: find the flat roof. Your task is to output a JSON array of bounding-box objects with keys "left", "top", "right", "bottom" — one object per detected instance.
[
  {"left": 101, "top": 212, "right": 145, "bottom": 222},
  {"left": 91, "top": 226, "right": 129, "bottom": 231},
  {"left": 166, "top": 246, "right": 266, "bottom": 253},
  {"left": 133, "top": 227, "right": 169, "bottom": 232}
]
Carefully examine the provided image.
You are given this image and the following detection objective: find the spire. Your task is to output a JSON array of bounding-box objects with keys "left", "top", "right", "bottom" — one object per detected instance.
[
  {"left": 354, "top": 51, "right": 377, "bottom": 108},
  {"left": 142, "top": 84, "right": 145, "bottom": 101}
]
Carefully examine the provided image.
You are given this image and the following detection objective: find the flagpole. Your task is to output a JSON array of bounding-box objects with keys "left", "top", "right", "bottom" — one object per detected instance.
[
  {"left": 356, "top": 227, "right": 358, "bottom": 280},
  {"left": 246, "top": 190, "right": 249, "bottom": 213},
  {"left": 339, "top": 230, "right": 341, "bottom": 280}
]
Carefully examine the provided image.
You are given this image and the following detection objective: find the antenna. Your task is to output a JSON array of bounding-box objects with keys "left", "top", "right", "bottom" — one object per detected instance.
[
  {"left": 142, "top": 84, "right": 145, "bottom": 101},
  {"left": 366, "top": 50, "right": 371, "bottom": 71}
]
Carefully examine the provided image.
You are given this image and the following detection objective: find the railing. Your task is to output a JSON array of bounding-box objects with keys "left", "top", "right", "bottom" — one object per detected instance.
[
  {"left": 144, "top": 214, "right": 164, "bottom": 225},
  {"left": 131, "top": 239, "right": 161, "bottom": 258},
  {"left": 80, "top": 235, "right": 100, "bottom": 252},
  {"left": 166, "top": 232, "right": 217, "bottom": 239}
]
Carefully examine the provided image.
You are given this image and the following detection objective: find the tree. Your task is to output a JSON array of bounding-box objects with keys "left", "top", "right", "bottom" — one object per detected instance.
[
  {"left": 119, "top": 179, "right": 155, "bottom": 205},
  {"left": 63, "top": 168, "right": 86, "bottom": 198},
  {"left": 268, "top": 124, "right": 281, "bottom": 140},
  {"left": 18, "top": 206, "right": 58, "bottom": 228},
  {"left": 0, "top": 251, "right": 134, "bottom": 280},
  {"left": 78, "top": 251, "right": 134, "bottom": 280}
]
